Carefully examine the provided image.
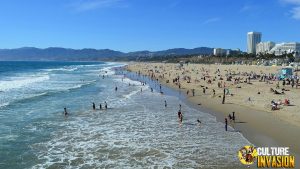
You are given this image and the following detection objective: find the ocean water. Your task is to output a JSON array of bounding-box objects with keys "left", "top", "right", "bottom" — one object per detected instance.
[{"left": 0, "top": 61, "right": 251, "bottom": 169}]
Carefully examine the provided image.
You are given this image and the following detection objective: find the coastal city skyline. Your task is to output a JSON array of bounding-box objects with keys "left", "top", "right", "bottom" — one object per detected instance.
[{"left": 0, "top": 0, "right": 299, "bottom": 52}]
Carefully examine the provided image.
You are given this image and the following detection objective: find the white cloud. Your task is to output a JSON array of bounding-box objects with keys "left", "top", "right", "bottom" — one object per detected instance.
[
  {"left": 240, "top": 5, "right": 253, "bottom": 12},
  {"left": 281, "top": 0, "right": 300, "bottom": 19},
  {"left": 70, "top": 0, "right": 125, "bottom": 12},
  {"left": 202, "top": 17, "right": 220, "bottom": 25},
  {"left": 291, "top": 6, "right": 300, "bottom": 19},
  {"left": 281, "top": 0, "right": 300, "bottom": 5}
]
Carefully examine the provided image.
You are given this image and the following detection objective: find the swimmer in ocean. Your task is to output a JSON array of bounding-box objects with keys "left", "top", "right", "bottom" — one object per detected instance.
[{"left": 64, "top": 107, "right": 68, "bottom": 116}]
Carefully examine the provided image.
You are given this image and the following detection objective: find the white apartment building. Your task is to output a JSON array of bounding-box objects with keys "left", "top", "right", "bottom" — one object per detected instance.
[
  {"left": 256, "top": 41, "right": 275, "bottom": 54},
  {"left": 268, "top": 42, "right": 300, "bottom": 56},
  {"left": 213, "top": 48, "right": 227, "bottom": 56}
]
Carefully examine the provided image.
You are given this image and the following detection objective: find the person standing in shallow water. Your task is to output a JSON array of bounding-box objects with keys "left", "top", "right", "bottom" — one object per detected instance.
[
  {"left": 178, "top": 110, "right": 183, "bottom": 123},
  {"left": 164, "top": 100, "right": 167, "bottom": 107},
  {"left": 225, "top": 118, "right": 228, "bottom": 131},
  {"left": 64, "top": 107, "right": 68, "bottom": 117},
  {"left": 92, "top": 102, "right": 96, "bottom": 110},
  {"left": 104, "top": 101, "right": 107, "bottom": 109},
  {"left": 99, "top": 104, "right": 102, "bottom": 110}
]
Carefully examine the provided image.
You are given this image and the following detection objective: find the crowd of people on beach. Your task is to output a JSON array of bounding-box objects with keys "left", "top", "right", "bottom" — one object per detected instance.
[
  {"left": 127, "top": 63, "right": 300, "bottom": 131},
  {"left": 126, "top": 65, "right": 240, "bottom": 131},
  {"left": 63, "top": 63, "right": 299, "bottom": 133}
]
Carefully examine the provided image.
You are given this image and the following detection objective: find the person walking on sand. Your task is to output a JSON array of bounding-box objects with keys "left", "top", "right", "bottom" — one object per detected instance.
[
  {"left": 225, "top": 118, "right": 228, "bottom": 131},
  {"left": 92, "top": 102, "right": 96, "bottom": 110},
  {"left": 232, "top": 112, "right": 235, "bottom": 122},
  {"left": 222, "top": 88, "right": 226, "bottom": 104},
  {"left": 228, "top": 114, "right": 232, "bottom": 121},
  {"left": 64, "top": 107, "right": 68, "bottom": 117}
]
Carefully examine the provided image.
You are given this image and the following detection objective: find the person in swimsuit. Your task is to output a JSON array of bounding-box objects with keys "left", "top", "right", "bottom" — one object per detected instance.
[
  {"left": 105, "top": 101, "right": 108, "bottom": 109},
  {"left": 92, "top": 102, "right": 96, "bottom": 110},
  {"left": 178, "top": 111, "right": 183, "bottom": 123},
  {"left": 225, "top": 118, "right": 228, "bottom": 131},
  {"left": 64, "top": 107, "right": 68, "bottom": 116},
  {"left": 197, "top": 119, "right": 201, "bottom": 125}
]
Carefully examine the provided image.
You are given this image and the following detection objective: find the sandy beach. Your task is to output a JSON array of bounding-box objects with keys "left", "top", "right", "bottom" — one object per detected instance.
[{"left": 127, "top": 62, "right": 300, "bottom": 164}]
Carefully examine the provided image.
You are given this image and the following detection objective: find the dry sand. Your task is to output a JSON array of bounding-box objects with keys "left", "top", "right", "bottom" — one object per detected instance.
[{"left": 127, "top": 62, "right": 300, "bottom": 164}]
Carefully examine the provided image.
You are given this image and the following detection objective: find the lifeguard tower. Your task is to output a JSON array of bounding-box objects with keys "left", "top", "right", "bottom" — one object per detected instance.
[{"left": 278, "top": 67, "right": 293, "bottom": 80}]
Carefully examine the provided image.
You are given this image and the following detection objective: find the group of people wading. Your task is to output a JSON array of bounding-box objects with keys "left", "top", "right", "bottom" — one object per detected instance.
[{"left": 64, "top": 67, "right": 235, "bottom": 132}]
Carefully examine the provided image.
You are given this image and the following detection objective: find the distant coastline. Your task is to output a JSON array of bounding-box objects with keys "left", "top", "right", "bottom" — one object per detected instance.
[{"left": 0, "top": 47, "right": 213, "bottom": 61}]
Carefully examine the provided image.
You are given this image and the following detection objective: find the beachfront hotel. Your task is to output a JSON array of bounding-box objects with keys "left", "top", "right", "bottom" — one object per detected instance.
[
  {"left": 268, "top": 42, "right": 300, "bottom": 56},
  {"left": 256, "top": 41, "right": 276, "bottom": 54},
  {"left": 247, "top": 32, "right": 262, "bottom": 54}
]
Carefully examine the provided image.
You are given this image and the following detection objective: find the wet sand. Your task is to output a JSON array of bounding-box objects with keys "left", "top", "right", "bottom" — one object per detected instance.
[{"left": 127, "top": 62, "right": 300, "bottom": 166}]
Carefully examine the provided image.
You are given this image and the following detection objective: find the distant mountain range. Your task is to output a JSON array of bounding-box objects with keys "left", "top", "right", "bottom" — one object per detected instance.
[{"left": 0, "top": 47, "right": 214, "bottom": 61}]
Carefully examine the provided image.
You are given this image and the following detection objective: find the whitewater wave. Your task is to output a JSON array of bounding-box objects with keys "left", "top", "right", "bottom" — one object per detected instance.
[
  {"left": 0, "top": 75, "right": 50, "bottom": 92},
  {"left": 44, "top": 67, "right": 78, "bottom": 72},
  {"left": 0, "top": 102, "right": 10, "bottom": 108},
  {"left": 0, "top": 80, "right": 97, "bottom": 109}
]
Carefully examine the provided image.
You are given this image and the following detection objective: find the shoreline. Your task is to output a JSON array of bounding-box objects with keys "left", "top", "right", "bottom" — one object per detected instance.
[{"left": 126, "top": 62, "right": 300, "bottom": 166}]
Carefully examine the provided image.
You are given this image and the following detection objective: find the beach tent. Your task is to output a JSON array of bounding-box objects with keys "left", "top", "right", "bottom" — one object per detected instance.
[{"left": 278, "top": 67, "right": 293, "bottom": 79}]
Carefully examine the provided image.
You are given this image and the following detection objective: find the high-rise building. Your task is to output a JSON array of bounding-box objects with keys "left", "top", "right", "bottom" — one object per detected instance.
[
  {"left": 247, "top": 32, "right": 262, "bottom": 54},
  {"left": 256, "top": 41, "right": 275, "bottom": 54}
]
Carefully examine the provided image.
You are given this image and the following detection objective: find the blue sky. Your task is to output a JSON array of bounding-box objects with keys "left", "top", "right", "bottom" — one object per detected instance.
[{"left": 0, "top": 0, "right": 299, "bottom": 52}]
